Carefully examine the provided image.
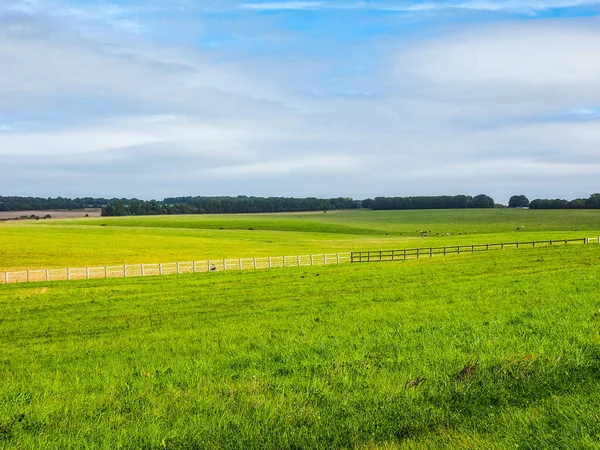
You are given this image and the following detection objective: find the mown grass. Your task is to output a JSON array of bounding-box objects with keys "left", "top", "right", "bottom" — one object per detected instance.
[
  {"left": 1, "top": 209, "right": 599, "bottom": 270},
  {"left": 2, "top": 244, "right": 600, "bottom": 448}
]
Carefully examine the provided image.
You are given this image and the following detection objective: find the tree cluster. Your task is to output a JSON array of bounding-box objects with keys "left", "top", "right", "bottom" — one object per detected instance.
[
  {"left": 508, "top": 195, "right": 530, "bottom": 208},
  {"left": 0, "top": 196, "right": 109, "bottom": 211},
  {"left": 101, "top": 196, "right": 362, "bottom": 216},
  {"left": 529, "top": 193, "right": 600, "bottom": 209},
  {"left": 365, "top": 194, "right": 495, "bottom": 210}
]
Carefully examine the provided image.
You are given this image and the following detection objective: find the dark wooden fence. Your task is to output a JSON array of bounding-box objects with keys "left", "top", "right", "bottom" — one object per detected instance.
[{"left": 351, "top": 237, "right": 599, "bottom": 263}]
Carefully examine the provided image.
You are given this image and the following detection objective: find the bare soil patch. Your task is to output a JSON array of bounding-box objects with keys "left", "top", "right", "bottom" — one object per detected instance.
[{"left": 0, "top": 209, "right": 102, "bottom": 220}]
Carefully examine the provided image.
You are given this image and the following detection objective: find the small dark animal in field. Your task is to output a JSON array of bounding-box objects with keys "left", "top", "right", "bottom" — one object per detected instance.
[
  {"left": 405, "top": 377, "right": 426, "bottom": 389},
  {"left": 248, "top": 228, "right": 254, "bottom": 230},
  {"left": 454, "top": 362, "right": 479, "bottom": 381},
  {"left": 315, "top": 273, "right": 320, "bottom": 276}
]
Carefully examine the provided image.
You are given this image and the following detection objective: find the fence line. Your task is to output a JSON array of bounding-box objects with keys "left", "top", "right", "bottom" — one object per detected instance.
[
  {"left": 0, "top": 253, "right": 352, "bottom": 285},
  {"left": 1, "top": 237, "right": 598, "bottom": 285},
  {"left": 350, "top": 237, "right": 600, "bottom": 263}
]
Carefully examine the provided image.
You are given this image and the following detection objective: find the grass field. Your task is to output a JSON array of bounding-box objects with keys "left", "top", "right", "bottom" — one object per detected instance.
[
  {"left": 1, "top": 209, "right": 599, "bottom": 271},
  {"left": 2, "top": 244, "right": 600, "bottom": 448}
]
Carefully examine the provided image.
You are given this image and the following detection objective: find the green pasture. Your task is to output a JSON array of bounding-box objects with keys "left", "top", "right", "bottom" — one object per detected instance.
[
  {"left": 1, "top": 209, "right": 599, "bottom": 271},
  {"left": 1, "top": 244, "right": 600, "bottom": 448}
]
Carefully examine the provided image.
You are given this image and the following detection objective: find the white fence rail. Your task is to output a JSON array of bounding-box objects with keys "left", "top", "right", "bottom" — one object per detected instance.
[
  {"left": 0, "top": 253, "right": 352, "bottom": 284},
  {"left": 1, "top": 237, "right": 598, "bottom": 285}
]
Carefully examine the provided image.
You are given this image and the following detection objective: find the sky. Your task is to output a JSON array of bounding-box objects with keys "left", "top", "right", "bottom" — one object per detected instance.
[{"left": 1, "top": 0, "right": 600, "bottom": 203}]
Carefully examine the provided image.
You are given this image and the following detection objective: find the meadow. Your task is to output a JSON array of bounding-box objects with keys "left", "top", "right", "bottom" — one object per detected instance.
[
  {"left": 1, "top": 244, "right": 600, "bottom": 448},
  {"left": 1, "top": 209, "right": 599, "bottom": 271},
  {"left": 1, "top": 209, "right": 600, "bottom": 448}
]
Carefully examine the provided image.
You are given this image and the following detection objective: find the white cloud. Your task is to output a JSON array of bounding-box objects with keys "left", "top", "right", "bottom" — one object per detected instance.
[
  {"left": 240, "top": 0, "right": 600, "bottom": 12},
  {"left": 242, "top": 1, "right": 325, "bottom": 10},
  {"left": 397, "top": 20, "right": 600, "bottom": 114},
  {"left": 2, "top": 5, "right": 600, "bottom": 201}
]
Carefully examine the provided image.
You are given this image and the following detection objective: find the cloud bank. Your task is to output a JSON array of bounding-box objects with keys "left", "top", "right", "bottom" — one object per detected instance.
[{"left": 2, "top": 1, "right": 600, "bottom": 202}]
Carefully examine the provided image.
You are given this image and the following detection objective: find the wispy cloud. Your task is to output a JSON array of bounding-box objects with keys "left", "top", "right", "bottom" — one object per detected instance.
[{"left": 241, "top": 0, "right": 600, "bottom": 12}]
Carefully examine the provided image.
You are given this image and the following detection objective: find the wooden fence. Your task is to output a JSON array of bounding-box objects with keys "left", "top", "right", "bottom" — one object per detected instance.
[
  {"left": 350, "top": 237, "right": 600, "bottom": 263},
  {"left": 0, "top": 253, "right": 352, "bottom": 284},
  {"left": 1, "top": 237, "right": 598, "bottom": 285}
]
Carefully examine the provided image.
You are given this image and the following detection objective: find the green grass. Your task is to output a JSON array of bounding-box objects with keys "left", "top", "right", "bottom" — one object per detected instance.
[
  {"left": 2, "top": 244, "right": 600, "bottom": 448},
  {"left": 1, "top": 209, "right": 599, "bottom": 270}
]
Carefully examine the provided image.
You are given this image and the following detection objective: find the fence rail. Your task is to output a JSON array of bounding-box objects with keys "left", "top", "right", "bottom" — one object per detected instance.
[
  {"left": 350, "top": 237, "right": 600, "bottom": 263},
  {"left": 0, "top": 253, "right": 352, "bottom": 284},
  {"left": 1, "top": 237, "right": 598, "bottom": 285}
]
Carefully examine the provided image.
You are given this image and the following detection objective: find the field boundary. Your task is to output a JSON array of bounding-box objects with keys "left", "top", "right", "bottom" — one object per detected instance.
[
  {"left": 351, "top": 237, "right": 599, "bottom": 263},
  {"left": 1, "top": 237, "right": 598, "bottom": 285}
]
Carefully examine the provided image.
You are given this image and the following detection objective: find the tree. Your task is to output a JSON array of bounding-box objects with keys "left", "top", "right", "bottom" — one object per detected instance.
[
  {"left": 471, "top": 194, "right": 495, "bottom": 208},
  {"left": 508, "top": 195, "right": 529, "bottom": 208}
]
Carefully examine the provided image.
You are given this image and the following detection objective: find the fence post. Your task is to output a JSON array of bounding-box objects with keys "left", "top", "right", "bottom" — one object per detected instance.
[
  {"left": 501, "top": 243, "right": 504, "bottom": 250},
  {"left": 471, "top": 245, "right": 474, "bottom": 252},
  {"left": 140, "top": 265, "right": 144, "bottom": 277},
  {"left": 486, "top": 244, "right": 489, "bottom": 251},
  {"left": 123, "top": 265, "right": 126, "bottom": 277},
  {"left": 268, "top": 257, "right": 272, "bottom": 268},
  {"left": 516, "top": 242, "right": 519, "bottom": 248},
  {"left": 104, "top": 266, "right": 107, "bottom": 278},
  {"left": 86, "top": 267, "right": 90, "bottom": 279},
  {"left": 310, "top": 254, "right": 313, "bottom": 265},
  {"left": 564, "top": 239, "right": 567, "bottom": 245},
  {"left": 324, "top": 254, "right": 327, "bottom": 264},
  {"left": 457, "top": 246, "right": 460, "bottom": 254},
  {"left": 68, "top": 268, "right": 71, "bottom": 281},
  {"left": 27, "top": 271, "right": 30, "bottom": 283},
  {"left": 404, "top": 249, "right": 407, "bottom": 260},
  {"left": 391, "top": 250, "right": 395, "bottom": 261},
  {"left": 297, "top": 255, "right": 301, "bottom": 266},
  {"left": 4, "top": 272, "right": 8, "bottom": 284},
  {"left": 224, "top": 259, "right": 228, "bottom": 271},
  {"left": 417, "top": 248, "right": 420, "bottom": 258},
  {"left": 46, "top": 269, "right": 49, "bottom": 282},
  {"left": 283, "top": 256, "right": 286, "bottom": 267},
  {"left": 337, "top": 253, "right": 340, "bottom": 264},
  {"left": 193, "top": 261, "right": 196, "bottom": 273},
  {"left": 239, "top": 258, "right": 243, "bottom": 270},
  {"left": 430, "top": 247, "right": 433, "bottom": 257},
  {"left": 253, "top": 258, "right": 257, "bottom": 269},
  {"left": 368, "top": 252, "right": 371, "bottom": 262},
  {"left": 444, "top": 247, "right": 446, "bottom": 256},
  {"left": 176, "top": 262, "right": 180, "bottom": 274}
]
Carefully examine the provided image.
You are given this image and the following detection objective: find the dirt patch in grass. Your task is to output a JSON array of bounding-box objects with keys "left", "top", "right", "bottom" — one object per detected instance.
[{"left": 0, "top": 209, "right": 101, "bottom": 220}]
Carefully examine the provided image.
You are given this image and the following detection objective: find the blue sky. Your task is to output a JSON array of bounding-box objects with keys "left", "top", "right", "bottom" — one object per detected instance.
[{"left": 2, "top": 0, "right": 600, "bottom": 202}]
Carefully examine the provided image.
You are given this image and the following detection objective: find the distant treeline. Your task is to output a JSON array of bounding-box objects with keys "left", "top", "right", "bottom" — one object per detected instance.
[
  {"left": 365, "top": 194, "right": 495, "bottom": 210},
  {"left": 102, "top": 196, "right": 361, "bottom": 216},
  {"left": 0, "top": 196, "right": 108, "bottom": 211},
  {"left": 2, "top": 193, "right": 498, "bottom": 216},
  {"left": 529, "top": 193, "right": 600, "bottom": 209}
]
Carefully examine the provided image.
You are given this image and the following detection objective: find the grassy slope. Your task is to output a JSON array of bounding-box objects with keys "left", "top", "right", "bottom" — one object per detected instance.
[
  {"left": 1, "top": 209, "right": 599, "bottom": 271},
  {"left": 1, "top": 245, "right": 600, "bottom": 448}
]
